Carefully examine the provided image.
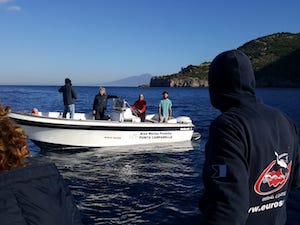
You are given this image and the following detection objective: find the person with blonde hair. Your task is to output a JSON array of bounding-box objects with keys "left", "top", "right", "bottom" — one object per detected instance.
[
  {"left": 93, "top": 87, "right": 119, "bottom": 120},
  {"left": 0, "top": 104, "right": 82, "bottom": 225}
]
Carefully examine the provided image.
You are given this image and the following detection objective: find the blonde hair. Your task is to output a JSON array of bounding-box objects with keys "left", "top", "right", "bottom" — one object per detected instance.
[
  {"left": 0, "top": 104, "right": 30, "bottom": 172},
  {"left": 99, "top": 87, "right": 106, "bottom": 95}
]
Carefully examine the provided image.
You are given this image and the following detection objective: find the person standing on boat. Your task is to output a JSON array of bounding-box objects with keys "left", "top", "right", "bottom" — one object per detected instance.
[
  {"left": 93, "top": 87, "right": 119, "bottom": 120},
  {"left": 131, "top": 94, "right": 147, "bottom": 122},
  {"left": 199, "top": 50, "right": 300, "bottom": 225},
  {"left": 0, "top": 104, "right": 83, "bottom": 225},
  {"left": 158, "top": 91, "right": 172, "bottom": 122},
  {"left": 58, "top": 78, "right": 77, "bottom": 119}
]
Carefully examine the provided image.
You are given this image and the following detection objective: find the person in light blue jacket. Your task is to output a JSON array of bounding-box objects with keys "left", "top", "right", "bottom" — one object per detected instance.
[{"left": 158, "top": 91, "right": 172, "bottom": 122}]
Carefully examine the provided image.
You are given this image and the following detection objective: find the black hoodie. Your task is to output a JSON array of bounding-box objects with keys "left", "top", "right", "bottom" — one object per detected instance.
[
  {"left": 58, "top": 79, "right": 77, "bottom": 105},
  {"left": 199, "top": 50, "right": 300, "bottom": 225}
]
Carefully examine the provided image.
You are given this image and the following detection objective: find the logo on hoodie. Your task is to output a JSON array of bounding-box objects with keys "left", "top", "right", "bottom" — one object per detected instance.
[{"left": 254, "top": 152, "right": 292, "bottom": 196}]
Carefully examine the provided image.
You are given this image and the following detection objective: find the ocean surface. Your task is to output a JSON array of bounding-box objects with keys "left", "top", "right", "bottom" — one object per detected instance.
[{"left": 1, "top": 85, "right": 300, "bottom": 224}]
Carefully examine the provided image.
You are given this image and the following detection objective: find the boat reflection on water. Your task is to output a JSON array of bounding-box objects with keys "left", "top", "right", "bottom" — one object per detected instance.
[
  {"left": 90, "top": 140, "right": 196, "bottom": 154},
  {"left": 34, "top": 140, "right": 203, "bottom": 225}
]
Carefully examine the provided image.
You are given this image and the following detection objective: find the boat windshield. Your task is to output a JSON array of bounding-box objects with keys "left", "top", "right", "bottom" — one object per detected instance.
[{"left": 112, "top": 98, "right": 126, "bottom": 111}]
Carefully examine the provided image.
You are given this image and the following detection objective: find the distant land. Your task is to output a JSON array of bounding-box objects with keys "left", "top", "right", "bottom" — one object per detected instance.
[
  {"left": 102, "top": 73, "right": 152, "bottom": 87},
  {"left": 150, "top": 32, "right": 300, "bottom": 88}
]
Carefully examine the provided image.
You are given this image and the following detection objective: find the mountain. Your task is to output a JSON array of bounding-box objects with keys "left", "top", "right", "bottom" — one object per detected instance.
[
  {"left": 150, "top": 32, "right": 300, "bottom": 87},
  {"left": 102, "top": 73, "right": 153, "bottom": 87}
]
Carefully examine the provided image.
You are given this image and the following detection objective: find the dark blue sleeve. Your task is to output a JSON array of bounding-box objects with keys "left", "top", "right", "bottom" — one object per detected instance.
[
  {"left": 200, "top": 116, "right": 249, "bottom": 225},
  {"left": 292, "top": 146, "right": 300, "bottom": 189},
  {"left": 71, "top": 87, "right": 77, "bottom": 100},
  {"left": 291, "top": 124, "right": 300, "bottom": 189},
  {"left": 0, "top": 190, "right": 26, "bottom": 225}
]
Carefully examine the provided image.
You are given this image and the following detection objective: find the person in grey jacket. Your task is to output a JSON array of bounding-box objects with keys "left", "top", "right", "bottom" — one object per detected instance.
[
  {"left": 59, "top": 78, "right": 77, "bottom": 119},
  {"left": 93, "top": 87, "right": 118, "bottom": 120},
  {"left": 0, "top": 104, "right": 82, "bottom": 225}
]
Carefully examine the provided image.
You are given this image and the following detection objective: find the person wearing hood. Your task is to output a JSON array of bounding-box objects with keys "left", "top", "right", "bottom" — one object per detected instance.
[
  {"left": 0, "top": 104, "right": 82, "bottom": 225},
  {"left": 199, "top": 50, "right": 300, "bottom": 225},
  {"left": 58, "top": 78, "right": 77, "bottom": 119}
]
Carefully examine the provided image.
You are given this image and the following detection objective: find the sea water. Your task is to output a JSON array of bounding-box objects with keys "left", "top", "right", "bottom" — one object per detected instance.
[{"left": 0, "top": 86, "right": 299, "bottom": 224}]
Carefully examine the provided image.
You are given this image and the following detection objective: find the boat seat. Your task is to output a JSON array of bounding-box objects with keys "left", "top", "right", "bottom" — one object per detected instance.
[
  {"left": 46, "top": 112, "right": 87, "bottom": 120},
  {"left": 145, "top": 114, "right": 158, "bottom": 123},
  {"left": 48, "top": 112, "right": 61, "bottom": 118}
]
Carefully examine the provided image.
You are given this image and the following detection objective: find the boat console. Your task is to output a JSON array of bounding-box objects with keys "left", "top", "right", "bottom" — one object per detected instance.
[{"left": 111, "top": 99, "right": 141, "bottom": 122}]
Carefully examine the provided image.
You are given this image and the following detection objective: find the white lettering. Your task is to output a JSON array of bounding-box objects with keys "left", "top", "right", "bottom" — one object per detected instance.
[
  {"left": 248, "top": 200, "right": 285, "bottom": 214},
  {"left": 262, "top": 195, "right": 274, "bottom": 202},
  {"left": 275, "top": 191, "right": 286, "bottom": 199}
]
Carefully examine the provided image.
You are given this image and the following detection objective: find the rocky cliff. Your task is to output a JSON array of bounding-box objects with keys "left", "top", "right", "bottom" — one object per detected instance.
[
  {"left": 150, "top": 32, "right": 300, "bottom": 87},
  {"left": 150, "top": 77, "right": 208, "bottom": 87},
  {"left": 150, "top": 63, "right": 209, "bottom": 87}
]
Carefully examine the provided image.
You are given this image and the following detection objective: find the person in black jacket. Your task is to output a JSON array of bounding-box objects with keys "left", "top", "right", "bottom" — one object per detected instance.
[
  {"left": 0, "top": 104, "right": 82, "bottom": 225},
  {"left": 199, "top": 50, "right": 300, "bottom": 225},
  {"left": 93, "top": 87, "right": 118, "bottom": 120},
  {"left": 58, "top": 78, "right": 77, "bottom": 119}
]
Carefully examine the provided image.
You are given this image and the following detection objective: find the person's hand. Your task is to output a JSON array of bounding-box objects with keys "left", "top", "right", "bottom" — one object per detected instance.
[{"left": 92, "top": 110, "right": 96, "bottom": 115}]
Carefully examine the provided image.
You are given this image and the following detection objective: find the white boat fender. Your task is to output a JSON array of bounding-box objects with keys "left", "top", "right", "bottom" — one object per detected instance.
[
  {"left": 176, "top": 116, "right": 192, "bottom": 123},
  {"left": 167, "top": 118, "right": 177, "bottom": 124},
  {"left": 192, "top": 132, "right": 201, "bottom": 141}
]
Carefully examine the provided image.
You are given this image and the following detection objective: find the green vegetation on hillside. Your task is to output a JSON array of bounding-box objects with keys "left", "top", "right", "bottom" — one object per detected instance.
[
  {"left": 165, "top": 62, "right": 210, "bottom": 80},
  {"left": 156, "top": 32, "right": 300, "bottom": 87},
  {"left": 238, "top": 32, "right": 300, "bottom": 86}
]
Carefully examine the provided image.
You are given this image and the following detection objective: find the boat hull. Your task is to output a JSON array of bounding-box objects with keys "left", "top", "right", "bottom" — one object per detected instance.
[{"left": 9, "top": 112, "right": 194, "bottom": 149}]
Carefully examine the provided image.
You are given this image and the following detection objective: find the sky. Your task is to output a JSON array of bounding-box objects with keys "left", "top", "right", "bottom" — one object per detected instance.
[{"left": 0, "top": 0, "right": 299, "bottom": 85}]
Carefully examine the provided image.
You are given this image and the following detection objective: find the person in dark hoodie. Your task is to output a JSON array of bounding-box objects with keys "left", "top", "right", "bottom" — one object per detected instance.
[
  {"left": 93, "top": 87, "right": 119, "bottom": 120},
  {"left": 0, "top": 103, "right": 82, "bottom": 225},
  {"left": 59, "top": 78, "right": 77, "bottom": 119},
  {"left": 199, "top": 50, "right": 300, "bottom": 225}
]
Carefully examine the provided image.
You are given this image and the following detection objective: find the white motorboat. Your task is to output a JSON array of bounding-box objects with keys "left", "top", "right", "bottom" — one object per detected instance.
[{"left": 9, "top": 99, "right": 199, "bottom": 149}]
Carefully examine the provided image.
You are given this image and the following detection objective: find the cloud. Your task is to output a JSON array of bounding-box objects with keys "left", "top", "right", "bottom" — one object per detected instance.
[
  {"left": 0, "top": 0, "right": 12, "bottom": 4},
  {"left": 6, "top": 5, "right": 21, "bottom": 12},
  {"left": 0, "top": 0, "right": 21, "bottom": 12}
]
